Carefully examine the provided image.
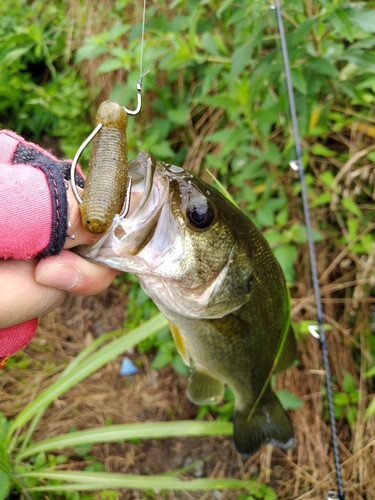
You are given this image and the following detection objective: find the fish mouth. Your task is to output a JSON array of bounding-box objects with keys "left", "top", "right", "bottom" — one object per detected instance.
[
  {"left": 126, "top": 150, "right": 158, "bottom": 220},
  {"left": 118, "top": 150, "right": 169, "bottom": 235},
  {"left": 75, "top": 150, "right": 169, "bottom": 269}
]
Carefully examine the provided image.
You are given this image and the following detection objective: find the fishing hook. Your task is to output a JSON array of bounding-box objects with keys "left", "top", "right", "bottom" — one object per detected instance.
[{"left": 123, "top": 70, "right": 149, "bottom": 115}]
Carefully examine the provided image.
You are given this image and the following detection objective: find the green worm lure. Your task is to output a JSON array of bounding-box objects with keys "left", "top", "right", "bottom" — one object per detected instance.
[
  {"left": 80, "top": 100, "right": 129, "bottom": 234},
  {"left": 70, "top": 76, "right": 146, "bottom": 234}
]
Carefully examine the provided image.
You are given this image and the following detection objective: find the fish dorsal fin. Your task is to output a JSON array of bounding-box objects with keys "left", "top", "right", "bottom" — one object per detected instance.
[
  {"left": 169, "top": 321, "right": 190, "bottom": 366},
  {"left": 187, "top": 368, "right": 224, "bottom": 405}
]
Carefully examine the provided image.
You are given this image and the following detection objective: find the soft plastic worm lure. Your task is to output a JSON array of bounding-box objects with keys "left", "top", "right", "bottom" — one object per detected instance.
[
  {"left": 80, "top": 100, "right": 129, "bottom": 234},
  {"left": 70, "top": 75, "right": 147, "bottom": 232}
]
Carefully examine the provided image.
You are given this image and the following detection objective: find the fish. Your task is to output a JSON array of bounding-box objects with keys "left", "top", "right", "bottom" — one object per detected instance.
[
  {"left": 76, "top": 150, "right": 296, "bottom": 456},
  {"left": 80, "top": 100, "right": 129, "bottom": 234}
]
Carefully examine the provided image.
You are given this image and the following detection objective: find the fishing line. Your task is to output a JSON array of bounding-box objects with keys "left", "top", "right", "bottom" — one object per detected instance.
[
  {"left": 139, "top": 0, "right": 147, "bottom": 80},
  {"left": 271, "top": 1, "right": 345, "bottom": 499}
]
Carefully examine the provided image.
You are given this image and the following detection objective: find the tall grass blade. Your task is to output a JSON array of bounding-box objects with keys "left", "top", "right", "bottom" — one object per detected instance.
[
  {"left": 8, "top": 314, "right": 168, "bottom": 437},
  {"left": 17, "top": 421, "right": 233, "bottom": 460},
  {"left": 22, "top": 470, "right": 263, "bottom": 492}
]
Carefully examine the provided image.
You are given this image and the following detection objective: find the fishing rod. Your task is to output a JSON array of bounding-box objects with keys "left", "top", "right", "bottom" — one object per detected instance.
[{"left": 271, "top": 2, "right": 345, "bottom": 499}]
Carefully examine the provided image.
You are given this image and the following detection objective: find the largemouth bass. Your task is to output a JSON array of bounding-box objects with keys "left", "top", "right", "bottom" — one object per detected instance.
[{"left": 77, "top": 150, "right": 296, "bottom": 456}]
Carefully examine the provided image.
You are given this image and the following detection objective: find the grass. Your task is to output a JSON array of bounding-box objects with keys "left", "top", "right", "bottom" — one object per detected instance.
[{"left": 1, "top": 0, "right": 375, "bottom": 498}]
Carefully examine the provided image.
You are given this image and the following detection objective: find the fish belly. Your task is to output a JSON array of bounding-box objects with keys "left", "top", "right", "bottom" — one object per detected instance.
[{"left": 156, "top": 301, "right": 295, "bottom": 456}]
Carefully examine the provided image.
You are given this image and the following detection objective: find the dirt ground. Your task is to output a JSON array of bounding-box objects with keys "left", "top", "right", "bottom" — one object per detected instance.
[{"left": 1, "top": 275, "right": 374, "bottom": 500}]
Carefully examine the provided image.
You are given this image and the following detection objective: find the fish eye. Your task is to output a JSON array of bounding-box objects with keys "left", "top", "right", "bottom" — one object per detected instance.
[{"left": 187, "top": 198, "right": 215, "bottom": 229}]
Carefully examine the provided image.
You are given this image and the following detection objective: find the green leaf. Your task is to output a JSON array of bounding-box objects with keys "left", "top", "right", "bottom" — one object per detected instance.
[
  {"left": 263, "top": 228, "right": 282, "bottom": 246},
  {"left": 342, "top": 372, "right": 356, "bottom": 394},
  {"left": 0, "top": 471, "right": 10, "bottom": 500},
  {"left": 151, "top": 349, "right": 172, "bottom": 369},
  {"left": 167, "top": 106, "right": 188, "bottom": 125},
  {"left": 230, "top": 42, "right": 253, "bottom": 80},
  {"left": 295, "top": 320, "right": 332, "bottom": 336},
  {"left": 333, "top": 392, "right": 350, "bottom": 406},
  {"left": 347, "top": 8, "right": 375, "bottom": 33},
  {"left": 291, "top": 16, "right": 316, "bottom": 45},
  {"left": 364, "top": 365, "right": 375, "bottom": 378},
  {"left": 201, "top": 32, "right": 220, "bottom": 56},
  {"left": 342, "top": 196, "right": 362, "bottom": 217},
  {"left": 345, "top": 406, "right": 357, "bottom": 426},
  {"left": 330, "top": 9, "right": 353, "bottom": 42},
  {"left": 287, "top": 223, "right": 308, "bottom": 244},
  {"left": 108, "top": 21, "right": 129, "bottom": 40},
  {"left": 207, "top": 127, "right": 249, "bottom": 157},
  {"left": 3, "top": 45, "right": 33, "bottom": 65},
  {"left": 273, "top": 244, "right": 297, "bottom": 283},
  {"left": 256, "top": 205, "right": 275, "bottom": 226},
  {"left": 216, "top": 0, "right": 235, "bottom": 19},
  {"left": 75, "top": 43, "right": 108, "bottom": 62},
  {"left": 291, "top": 68, "right": 307, "bottom": 94},
  {"left": 172, "top": 355, "right": 188, "bottom": 375},
  {"left": 204, "top": 128, "right": 236, "bottom": 144},
  {"left": 311, "top": 143, "right": 335, "bottom": 157},
  {"left": 97, "top": 58, "right": 125, "bottom": 74},
  {"left": 276, "top": 389, "right": 304, "bottom": 410},
  {"left": 319, "top": 170, "right": 335, "bottom": 188},
  {"left": 307, "top": 57, "right": 338, "bottom": 77},
  {"left": 310, "top": 191, "right": 332, "bottom": 207},
  {"left": 149, "top": 141, "right": 175, "bottom": 158},
  {"left": 365, "top": 397, "right": 375, "bottom": 420},
  {"left": 339, "top": 50, "right": 375, "bottom": 73}
]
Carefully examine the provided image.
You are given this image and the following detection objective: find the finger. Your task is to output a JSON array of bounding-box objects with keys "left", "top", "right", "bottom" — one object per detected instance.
[
  {"left": 64, "top": 185, "right": 99, "bottom": 249},
  {"left": 64, "top": 183, "right": 144, "bottom": 249},
  {"left": 35, "top": 250, "right": 117, "bottom": 295},
  {"left": 0, "top": 259, "right": 66, "bottom": 328}
]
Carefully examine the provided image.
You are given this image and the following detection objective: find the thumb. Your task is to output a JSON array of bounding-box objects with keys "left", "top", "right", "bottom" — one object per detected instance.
[
  {"left": 35, "top": 250, "right": 117, "bottom": 295},
  {"left": 0, "top": 259, "right": 66, "bottom": 328}
]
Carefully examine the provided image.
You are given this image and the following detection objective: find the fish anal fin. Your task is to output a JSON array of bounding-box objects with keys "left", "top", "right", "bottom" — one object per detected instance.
[
  {"left": 169, "top": 321, "right": 190, "bottom": 366},
  {"left": 233, "top": 390, "right": 294, "bottom": 456},
  {"left": 187, "top": 368, "right": 224, "bottom": 405},
  {"left": 274, "top": 323, "right": 297, "bottom": 374}
]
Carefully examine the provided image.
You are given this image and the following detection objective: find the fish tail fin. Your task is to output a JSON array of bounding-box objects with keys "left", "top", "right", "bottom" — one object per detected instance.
[{"left": 233, "top": 390, "right": 294, "bottom": 456}]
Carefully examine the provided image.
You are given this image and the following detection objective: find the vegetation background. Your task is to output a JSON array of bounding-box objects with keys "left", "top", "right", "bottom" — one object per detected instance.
[{"left": 0, "top": 0, "right": 375, "bottom": 498}]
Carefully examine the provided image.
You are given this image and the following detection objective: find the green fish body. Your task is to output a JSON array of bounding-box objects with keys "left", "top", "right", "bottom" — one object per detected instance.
[{"left": 77, "top": 150, "right": 296, "bottom": 456}]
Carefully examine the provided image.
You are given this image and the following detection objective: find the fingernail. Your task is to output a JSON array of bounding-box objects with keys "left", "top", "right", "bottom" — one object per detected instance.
[{"left": 36, "top": 264, "right": 82, "bottom": 290}]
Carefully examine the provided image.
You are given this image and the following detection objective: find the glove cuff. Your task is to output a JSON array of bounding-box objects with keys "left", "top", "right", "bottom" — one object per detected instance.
[{"left": 0, "top": 130, "right": 85, "bottom": 258}]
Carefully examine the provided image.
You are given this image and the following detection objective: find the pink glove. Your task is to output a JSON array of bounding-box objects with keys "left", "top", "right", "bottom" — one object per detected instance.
[{"left": 0, "top": 130, "right": 116, "bottom": 367}]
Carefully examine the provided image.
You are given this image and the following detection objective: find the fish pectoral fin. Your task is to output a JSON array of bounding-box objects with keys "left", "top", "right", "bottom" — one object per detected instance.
[
  {"left": 274, "top": 323, "right": 297, "bottom": 374},
  {"left": 187, "top": 368, "right": 224, "bottom": 405},
  {"left": 169, "top": 321, "right": 190, "bottom": 365},
  {"left": 233, "top": 390, "right": 294, "bottom": 457}
]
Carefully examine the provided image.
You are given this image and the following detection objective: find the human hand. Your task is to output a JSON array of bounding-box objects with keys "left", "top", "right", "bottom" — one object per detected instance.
[{"left": 0, "top": 184, "right": 117, "bottom": 329}]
